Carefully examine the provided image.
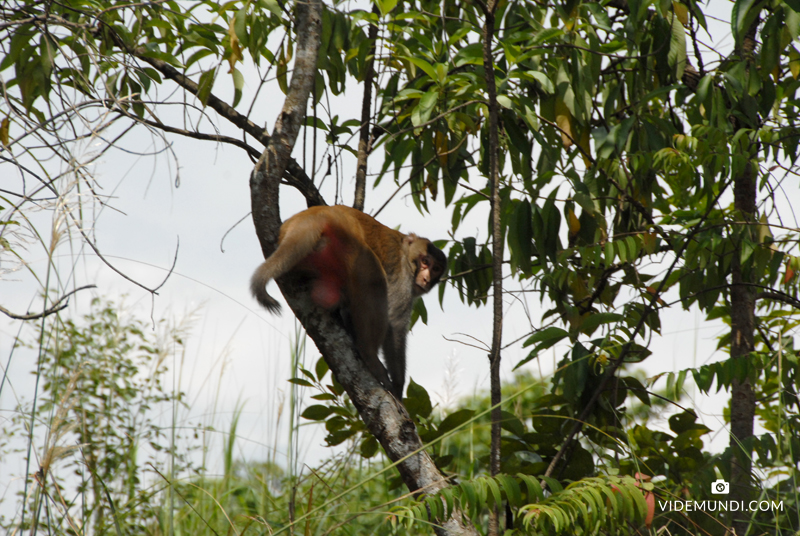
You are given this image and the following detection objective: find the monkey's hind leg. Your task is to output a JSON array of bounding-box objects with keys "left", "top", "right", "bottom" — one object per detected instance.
[{"left": 250, "top": 220, "right": 326, "bottom": 313}]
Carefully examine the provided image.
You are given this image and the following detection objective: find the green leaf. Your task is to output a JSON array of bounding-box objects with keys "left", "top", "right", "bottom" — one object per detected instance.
[
  {"left": 533, "top": 27, "right": 565, "bottom": 44},
  {"left": 288, "top": 377, "right": 313, "bottom": 387},
  {"left": 485, "top": 477, "right": 502, "bottom": 508},
  {"left": 305, "top": 116, "right": 329, "bottom": 130},
  {"left": 580, "top": 312, "right": 622, "bottom": 335},
  {"left": 234, "top": 6, "right": 248, "bottom": 47},
  {"left": 376, "top": 0, "right": 398, "bottom": 16},
  {"left": 277, "top": 46, "right": 289, "bottom": 94},
  {"left": 521, "top": 326, "right": 569, "bottom": 350},
  {"left": 405, "top": 378, "right": 432, "bottom": 418},
  {"left": 518, "top": 473, "right": 544, "bottom": 501},
  {"left": 360, "top": 435, "right": 379, "bottom": 458},
  {"left": 562, "top": 343, "right": 590, "bottom": 403},
  {"left": 140, "top": 49, "right": 184, "bottom": 69},
  {"left": 411, "top": 88, "right": 438, "bottom": 127},
  {"left": 605, "top": 240, "right": 615, "bottom": 265},
  {"left": 616, "top": 239, "right": 628, "bottom": 263},
  {"left": 622, "top": 376, "right": 651, "bottom": 406},
  {"left": 258, "top": 0, "right": 283, "bottom": 17},
  {"left": 731, "top": 0, "right": 763, "bottom": 49},
  {"left": 301, "top": 404, "right": 333, "bottom": 420},
  {"left": 403, "top": 55, "right": 437, "bottom": 81},
  {"left": 668, "top": 13, "right": 687, "bottom": 80},
  {"left": 508, "top": 199, "right": 533, "bottom": 274},
  {"left": 499, "top": 410, "right": 525, "bottom": 437},
  {"left": 197, "top": 68, "right": 215, "bottom": 106},
  {"left": 1, "top": 116, "right": 10, "bottom": 147},
  {"left": 438, "top": 409, "right": 475, "bottom": 435},
  {"left": 453, "top": 43, "right": 484, "bottom": 67},
  {"left": 497, "top": 475, "right": 522, "bottom": 506},
  {"left": 528, "top": 70, "right": 555, "bottom": 94},
  {"left": 669, "top": 409, "right": 699, "bottom": 433},
  {"left": 231, "top": 68, "right": 244, "bottom": 108},
  {"left": 315, "top": 356, "right": 329, "bottom": 380}
]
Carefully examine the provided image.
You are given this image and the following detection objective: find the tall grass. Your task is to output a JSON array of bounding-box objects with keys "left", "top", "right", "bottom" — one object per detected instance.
[{"left": 0, "top": 299, "right": 416, "bottom": 536}]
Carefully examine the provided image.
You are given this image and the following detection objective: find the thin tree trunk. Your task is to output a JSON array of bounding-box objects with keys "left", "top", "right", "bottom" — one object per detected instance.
[
  {"left": 353, "top": 6, "right": 380, "bottom": 212},
  {"left": 727, "top": 15, "right": 760, "bottom": 535},
  {"left": 480, "top": 1, "right": 503, "bottom": 534},
  {"left": 729, "top": 160, "right": 757, "bottom": 534}
]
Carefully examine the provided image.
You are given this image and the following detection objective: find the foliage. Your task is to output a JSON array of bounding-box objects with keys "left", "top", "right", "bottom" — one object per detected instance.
[
  {"left": 1, "top": 298, "right": 195, "bottom": 534},
  {"left": 402, "top": 474, "right": 651, "bottom": 535},
  {"left": 3, "top": 0, "right": 800, "bottom": 533}
]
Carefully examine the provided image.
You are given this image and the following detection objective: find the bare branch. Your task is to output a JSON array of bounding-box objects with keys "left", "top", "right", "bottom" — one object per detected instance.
[
  {"left": 1, "top": 285, "right": 96, "bottom": 320},
  {"left": 104, "top": 27, "right": 324, "bottom": 206},
  {"left": 758, "top": 291, "right": 800, "bottom": 310}
]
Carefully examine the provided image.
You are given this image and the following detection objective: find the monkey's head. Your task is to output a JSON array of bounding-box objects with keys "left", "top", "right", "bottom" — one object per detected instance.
[{"left": 406, "top": 234, "right": 447, "bottom": 296}]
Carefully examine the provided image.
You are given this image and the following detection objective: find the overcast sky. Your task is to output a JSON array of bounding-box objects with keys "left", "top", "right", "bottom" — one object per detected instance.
[{"left": 0, "top": 0, "right": 774, "bottom": 502}]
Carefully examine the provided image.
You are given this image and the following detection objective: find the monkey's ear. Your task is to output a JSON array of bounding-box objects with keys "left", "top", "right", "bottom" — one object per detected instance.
[{"left": 404, "top": 233, "right": 418, "bottom": 246}]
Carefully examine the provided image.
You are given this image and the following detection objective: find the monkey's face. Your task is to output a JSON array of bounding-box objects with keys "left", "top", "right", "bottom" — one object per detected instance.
[{"left": 413, "top": 251, "right": 446, "bottom": 294}]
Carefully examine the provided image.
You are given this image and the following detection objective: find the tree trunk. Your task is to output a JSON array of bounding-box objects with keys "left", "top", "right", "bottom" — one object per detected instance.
[
  {"left": 729, "top": 160, "right": 757, "bottom": 535},
  {"left": 353, "top": 6, "right": 380, "bottom": 212},
  {"left": 480, "top": 1, "right": 504, "bottom": 534},
  {"left": 728, "top": 16, "right": 760, "bottom": 536}
]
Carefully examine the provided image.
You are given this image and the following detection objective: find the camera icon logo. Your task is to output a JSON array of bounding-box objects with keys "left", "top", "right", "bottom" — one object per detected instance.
[{"left": 711, "top": 479, "right": 730, "bottom": 495}]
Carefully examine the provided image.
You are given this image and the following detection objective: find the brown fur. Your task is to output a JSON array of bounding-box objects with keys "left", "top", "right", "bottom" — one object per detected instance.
[{"left": 251, "top": 205, "right": 446, "bottom": 398}]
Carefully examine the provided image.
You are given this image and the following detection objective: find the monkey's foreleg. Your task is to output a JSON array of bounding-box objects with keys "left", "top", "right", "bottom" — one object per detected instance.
[{"left": 382, "top": 328, "right": 407, "bottom": 399}]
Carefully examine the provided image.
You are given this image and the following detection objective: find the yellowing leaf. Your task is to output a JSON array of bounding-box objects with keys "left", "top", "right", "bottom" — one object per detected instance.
[
  {"left": 642, "top": 232, "right": 657, "bottom": 254},
  {"left": 645, "top": 286, "right": 667, "bottom": 306},
  {"left": 555, "top": 96, "right": 573, "bottom": 148},
  {"left": 228, "top": 18, "right": 243, "bottom": 73},
  {"left": 569, "top": 277, "right": 589, "bottom": 300},
  {"left": 435, "top": 130, "right": 448, "bottom": 167},
  {"left": 579, "top": 126, "right": 592, "bottom": 166},
  {"left": 277, "top": 45, "right": 289, "bottom": 94},
  {"left": 790, "top": 48, "right": 800, "bottom": 79},
  {"left": 567, "top": 207, "right": 581, "bottom": 236},
  {"left": 0, "top": 116, "right": 9, "bottom": 147},
  {"left": 758, "top": 213, "right": 772, "bottom": 243},
  {"left": 672, "top": 1, "right": 689, "bottom": 26}
]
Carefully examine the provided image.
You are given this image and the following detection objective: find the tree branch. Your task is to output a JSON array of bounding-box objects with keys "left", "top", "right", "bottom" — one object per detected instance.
[
  {"left": 106, "top": 26, "right": 324, "bottom": 207},
  {"left": 1, "top": 285, "right": 96, "bottom": 320},
  {"left": 758, "top": 291, "right": 800, "bottom": 310}
]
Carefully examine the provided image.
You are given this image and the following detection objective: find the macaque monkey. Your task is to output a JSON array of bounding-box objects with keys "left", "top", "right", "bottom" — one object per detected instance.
[{"left": 251, "top": 205, "right": 447, "bottom": 398}]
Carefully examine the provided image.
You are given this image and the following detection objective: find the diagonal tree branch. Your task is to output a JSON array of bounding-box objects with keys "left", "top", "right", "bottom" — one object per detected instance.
[
  {"left": 1, "top": 285, "right": 96, "bottom": 320},
  {"left": 106, "top": 28, "right": 325, "bottom": 207},
  {"left": 246, "top": 2, "right": 476, "bottom": 534}
]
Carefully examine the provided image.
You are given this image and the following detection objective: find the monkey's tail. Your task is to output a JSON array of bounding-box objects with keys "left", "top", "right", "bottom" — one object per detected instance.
[
  {"left": 250, "top": 218, "right": 326, "bottom": 314},
  {"left": 250, "top": 263, "right": 283, "bottom": 314}
]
